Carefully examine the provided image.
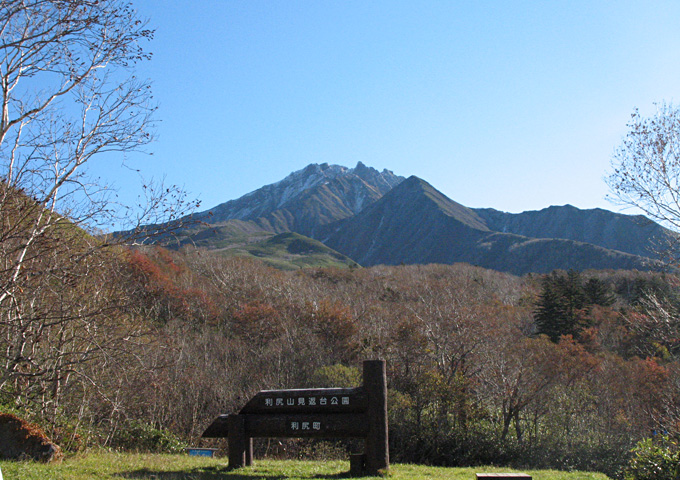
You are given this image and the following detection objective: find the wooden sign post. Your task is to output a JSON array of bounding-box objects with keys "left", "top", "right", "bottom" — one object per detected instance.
[{"left": 203, "top": 359, "right": 389, "bottom": 475}]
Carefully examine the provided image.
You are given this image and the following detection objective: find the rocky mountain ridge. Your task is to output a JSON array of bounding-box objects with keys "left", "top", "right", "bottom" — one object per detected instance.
[
  {"left": 197, "top": 162, "right": 403, "bottom": 235},
  {"left": 163, "top": 162, "right": 672, "bottom": 275}
]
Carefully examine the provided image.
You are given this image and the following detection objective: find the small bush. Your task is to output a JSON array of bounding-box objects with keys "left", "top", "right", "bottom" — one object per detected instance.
[
  {"left": 108, "top": 420, "right": 186, "bottom": 454},
  {"left": 624, "top": 436, "right": 680, "bottom": 480},
  {"left": 298, "top": 439, "right": 354, "bottom": 460}
]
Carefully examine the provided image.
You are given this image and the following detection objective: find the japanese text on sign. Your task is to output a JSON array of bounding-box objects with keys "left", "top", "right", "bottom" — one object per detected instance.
[
  {"left": 264, "top": 396, "right": 350, "bottom": 407},
  {"left": 290, "top": 421, "right": 322, "bottom": 431}
]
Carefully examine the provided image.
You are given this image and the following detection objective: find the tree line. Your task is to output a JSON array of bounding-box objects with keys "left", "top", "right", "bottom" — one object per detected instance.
[{"left": 3, "top": 236, "right": 678, "bottom": 478}]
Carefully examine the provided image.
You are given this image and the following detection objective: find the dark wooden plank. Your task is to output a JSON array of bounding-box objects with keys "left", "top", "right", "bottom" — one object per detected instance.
[
  {"left": 239, "top": 387, "right": 367, "bottom": 414},
  {"left": 202, "top": 400, "right": 370, "bottom": 439},
  {"left": 246, "top": 413, "right": 369, "bottom": 438},
  {"left": 202, "top": 414, "right": 230, "bottom": 438}
]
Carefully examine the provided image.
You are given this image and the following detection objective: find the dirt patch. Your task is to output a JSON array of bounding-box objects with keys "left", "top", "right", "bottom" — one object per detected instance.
[{"left": 0, "top": 413, "right": 63, "bottom": 463}]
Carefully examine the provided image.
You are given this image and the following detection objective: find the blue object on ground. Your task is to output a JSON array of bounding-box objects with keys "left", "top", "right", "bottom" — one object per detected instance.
[{"left": 186, "top": 448, "right": 218, "bottom": 457}]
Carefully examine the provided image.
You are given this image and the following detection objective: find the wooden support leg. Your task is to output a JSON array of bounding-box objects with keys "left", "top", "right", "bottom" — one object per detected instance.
[
  {"left": 364, "top": 359, "right": 389, "bottom": 475},
  {"left": 227, "top": 414, "right": 247, "bottom": 469},
  {"left": 350, "top": 453, "right": 366, "bottom": 476},
  {"left": 246, "top": 437, "right": 253, "bottom": 466}
]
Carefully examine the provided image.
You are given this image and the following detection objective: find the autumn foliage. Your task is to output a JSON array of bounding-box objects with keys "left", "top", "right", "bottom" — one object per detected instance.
[{"left": 2, "top": 244, "right": 680, "bottom": 476}]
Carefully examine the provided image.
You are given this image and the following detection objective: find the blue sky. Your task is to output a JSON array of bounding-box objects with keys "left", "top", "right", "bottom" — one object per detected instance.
[{"left": 91, "top": 1, "right": 680, "bottom": 223}]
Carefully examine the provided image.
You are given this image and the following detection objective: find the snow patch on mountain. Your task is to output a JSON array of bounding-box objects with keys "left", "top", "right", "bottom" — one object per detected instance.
[
  {"left": 269, "top": 163, "right": 349, "bottom": 208},
  {"left": 198, "top": 162, "right": 404, "bottom": 225}
]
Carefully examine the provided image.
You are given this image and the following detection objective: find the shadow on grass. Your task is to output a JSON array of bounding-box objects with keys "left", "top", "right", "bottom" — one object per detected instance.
[{"left": 118, "top": 466, "right": 357, "bottom": 480}]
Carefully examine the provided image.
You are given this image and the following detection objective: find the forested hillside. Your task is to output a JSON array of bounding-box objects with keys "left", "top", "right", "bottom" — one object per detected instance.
[{"left": 3, "top": 233, "right": 679, "bottom": 477}]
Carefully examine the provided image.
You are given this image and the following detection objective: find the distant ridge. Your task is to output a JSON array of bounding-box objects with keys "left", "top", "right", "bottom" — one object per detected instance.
[
  {"left": 142, "top": 163, "right": 672, "bottom": 275},
  {"left": 320, "top": 176, "right": 662, "bottom": 274},
  {"left": 473, "top": 205, "right": 667, "bottom": 259}
]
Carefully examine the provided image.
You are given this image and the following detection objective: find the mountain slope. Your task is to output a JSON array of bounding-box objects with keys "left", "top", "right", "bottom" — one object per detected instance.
[
  {"left": 319, "top": 176, "right": 489, "bottom": 265},
  {"left": 466, "top": 232, "right": 658, "bottom": 274},
  {"left": 216, "top": 232, "right": 358, "bottom": 270},
  {"left": 474, "top": 205, "right": 673, "bottom": 259},
  {"left": 321, "top": 176, "right": 661, "bottom": 275}
]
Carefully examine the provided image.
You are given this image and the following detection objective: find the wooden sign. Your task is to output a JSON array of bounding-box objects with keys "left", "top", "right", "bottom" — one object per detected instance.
[
  {"left": 203, "top": 359, "right": 389, "bottom": 475},
  {"left": 240, "top": 387, "right": 367, "bottom": 414}
]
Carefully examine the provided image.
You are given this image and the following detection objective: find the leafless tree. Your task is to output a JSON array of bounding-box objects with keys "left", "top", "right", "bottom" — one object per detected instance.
[
  {"left": 607, "top": 103, "right": 680, "bottom": 260},
  {"left": 0, "top": 0, "right": 196, "bottom": 418}
]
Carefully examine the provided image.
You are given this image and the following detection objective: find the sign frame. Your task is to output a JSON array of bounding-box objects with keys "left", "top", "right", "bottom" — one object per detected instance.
[{"left": 202, "top": 359, "right": 389, "bottom": 475}]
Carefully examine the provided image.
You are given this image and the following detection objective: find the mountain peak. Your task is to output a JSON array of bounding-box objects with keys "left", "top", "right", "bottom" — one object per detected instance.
[
  {"left": 400, "top": 175, "right": 429, "bottom": 188},
  {"left": 382, "top": 176, "right": 489, "bottom": 230},
  {"left": 195, "top": 162, "right": 404, "bottom": 230}
]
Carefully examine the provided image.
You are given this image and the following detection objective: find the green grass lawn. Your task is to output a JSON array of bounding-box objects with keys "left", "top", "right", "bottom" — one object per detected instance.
[{"left": 0, "top": 454, "right": 612, "bottom": 480}]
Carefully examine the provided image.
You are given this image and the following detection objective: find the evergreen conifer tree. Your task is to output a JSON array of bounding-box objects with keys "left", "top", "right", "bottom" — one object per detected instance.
[{"left": 534, "top": 271, "right": 610, "bottom": 341}]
